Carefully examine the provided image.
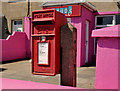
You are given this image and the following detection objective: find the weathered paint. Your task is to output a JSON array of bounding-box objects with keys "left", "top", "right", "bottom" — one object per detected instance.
[
  {"left": 60, "top": 23, "right": 77, "bottom": 87},
  {"left": 71, "top": 6, "right": 95, "bottom": 67},
  {"left": 92, "top": 24, "right": 120, "bottom": 89},
  {"left": 0, "top": 32, "right": 26, "bottom": 61}
]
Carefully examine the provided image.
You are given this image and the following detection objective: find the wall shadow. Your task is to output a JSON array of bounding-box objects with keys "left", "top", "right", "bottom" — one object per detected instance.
[
  {"left": 0, "top": 68, "right": 7, "bottom": 72},
  {"left": 1, "top": 58, "right": 30, "bottom": 64},
  {"left": 2, "top": 16, "right": 11, "bottom": 39}
]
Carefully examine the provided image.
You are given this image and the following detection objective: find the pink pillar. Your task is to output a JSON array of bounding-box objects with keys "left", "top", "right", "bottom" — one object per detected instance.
[
  {"left": 92, "top": 25, "right": 120, "bottom": 89},
  {"left": 71, "top": 6, "right": 95, "bottom": 67},
  {"left": 24, "top": 17, "right": 31, "bottom": 58}
]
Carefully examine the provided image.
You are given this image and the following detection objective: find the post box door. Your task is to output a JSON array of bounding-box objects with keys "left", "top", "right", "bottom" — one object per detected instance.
[{"left": 32, "top": 34, "right": 56, "bottom": 75}]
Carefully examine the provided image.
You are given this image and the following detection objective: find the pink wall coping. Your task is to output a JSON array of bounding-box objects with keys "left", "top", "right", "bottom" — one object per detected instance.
[
  {"left": 0, "top": 32, "right": 24, "bottom": 40},
  {"left": 95, "top": 11, "right": 120, "bottom": 15},
  {"left": 1, "top": 78, "right": 82, "bottom": 89},
  {"left": 92, "top": 24, "right": 120, "bottom": 38}
]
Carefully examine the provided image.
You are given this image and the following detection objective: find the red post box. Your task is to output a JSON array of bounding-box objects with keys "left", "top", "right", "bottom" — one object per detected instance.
[{"left": 31, "top": 9, "right": 67, "bottom": 76}]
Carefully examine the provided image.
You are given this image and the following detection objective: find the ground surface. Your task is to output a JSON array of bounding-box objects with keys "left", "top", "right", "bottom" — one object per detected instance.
[{"left": 0, "top": 59, "right": 95, "bottom": 89}]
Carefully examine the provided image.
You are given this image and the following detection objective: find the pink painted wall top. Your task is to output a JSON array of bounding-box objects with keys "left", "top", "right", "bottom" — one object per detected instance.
[
  {"left": 95, "top": 11, "right": 120, "bottom": 15},
  {"left": 92, "top": 24, "right": 120, "bottom": 37}
]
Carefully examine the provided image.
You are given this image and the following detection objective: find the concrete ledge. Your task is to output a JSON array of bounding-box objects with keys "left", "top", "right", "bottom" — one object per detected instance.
[{"left": 92, "top": 24, "right": 120, "bottom": 38}]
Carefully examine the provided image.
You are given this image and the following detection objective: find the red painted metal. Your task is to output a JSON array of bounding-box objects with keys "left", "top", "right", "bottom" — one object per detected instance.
[
  {"left": 31, "top": 9, "right": 67, "bottom": 76},
  {"left": 44, "top": 5, "right": 81, "bottom": 17}
]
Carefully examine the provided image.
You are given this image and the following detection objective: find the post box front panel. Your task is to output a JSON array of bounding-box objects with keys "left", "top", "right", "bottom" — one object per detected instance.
[
  {"left": 33, "top": 36, "right": 55, "bottom": 74},
  {"left": 34, "top": 25, "right": 55, "bottom": 34}
]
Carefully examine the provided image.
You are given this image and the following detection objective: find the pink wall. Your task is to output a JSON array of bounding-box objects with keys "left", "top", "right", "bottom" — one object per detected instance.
[
  {"left": 1, "top": 77, "right": 120, "bottom": 90},
  {"left": 71, "top": 6, "right": 95, "bottom": 67},
  {"left": 24, "top": 17, "right": 31, "bottom": 58},
  {"left": 0, "top": 32, "right": 27, "bottom": 61},
  {"left": 0, "top": 17, "right": 31, "bottom": 62},
  {"left": 1, "top": 78, "right": 82, "bottom": 89},
  {"left": 92, "top": 24, "right": 120, "bottom": 89}
]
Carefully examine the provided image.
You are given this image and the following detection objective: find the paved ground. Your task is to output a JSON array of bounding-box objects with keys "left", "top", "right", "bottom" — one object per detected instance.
[{"left": 0, "top": 59, "right": 96, "bottom": 89}]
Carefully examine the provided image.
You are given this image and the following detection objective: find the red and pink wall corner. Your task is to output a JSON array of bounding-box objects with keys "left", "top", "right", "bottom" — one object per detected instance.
[{"left": 30, "top": 6, "right": 95, "bottom": 67}]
